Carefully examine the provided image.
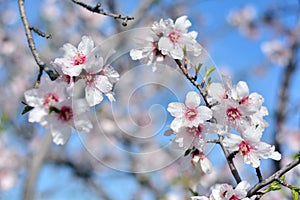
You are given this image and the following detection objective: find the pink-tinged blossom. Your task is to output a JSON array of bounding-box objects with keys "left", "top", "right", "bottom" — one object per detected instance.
[
  {"left": 24, "top": 76, "right": 68, "bottom": 126},
  {"left": 167, "top": 91, "right": 212, "bottom": 132},
  {"left": 211, "top": 99, "right": 253, "bottom": 132},
  {"left": 191, "top": 150, "right": 213, "bottom": 174},
  {"left": 158, "top": 16, "right": 202, "bottom": 59},
  {"left": 173, "top": 125, "right": 207, "bottom": 151},
  {"left": 130, "top": 34, "right": 169, "bottom": 72},
  {"left": 81, "top": 49, "right": 119, "bottom": 106},
  {"left": 192, "top": 181, "right": 250, "bottom": 200},
  {"left": 261, "top": 40, "right": 292, "bottom": 66},
  {"left": 209, "top": 78, "right": 268, "bottom": 132},
  {"left": 54, "top": 35, "right": 95, "bottom": 77},
  {"left": 227, "top": 5, "right": 258, "bottom": 38},
  {"left": 223, "top": 130, "right": 281, "bottom": 168},
  {"left": 45, "top": 99, "right": 92, "bottom": 145}
]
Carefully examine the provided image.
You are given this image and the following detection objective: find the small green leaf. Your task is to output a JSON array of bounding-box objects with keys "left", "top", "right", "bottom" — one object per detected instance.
[
  {"left": 188, "top": 188, "right": 198, "bottom": 196},
  {"left": 203, "top": 66, "right": 215, "bottom": 80},
  {"left": 267, "top": 180, "right": 281, "bottom": 192},
  {"left": 49, "top": 106, "right": 60, "bottom": 114},
  {"left": 184, "top": 149, "right": 192, "bottom": 156},
  {"left": 293, "top": 152, "right": 300, "bottom": 160},
  {"left": 22, "top": 105, "right": 34, "bottom": 115},
  {"left": 292, "top": 189, "right": 299, "bottom": 200},
  {"left": 280, "top": 176, "right": 286, "bottom": 181}
]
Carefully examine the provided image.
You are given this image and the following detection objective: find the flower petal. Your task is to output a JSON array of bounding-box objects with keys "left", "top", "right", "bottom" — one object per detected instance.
[
  {"left": 185, "top": 91, "right": 200, "bottom": 108},
  {"left": 94, "top": 75, "right": 113, "bottom": 93},
  {"left": 167, "top": 102, "right": 185, "bottom": 117},
  {"left": 85, "top": 86, "right": 104, "bottom": 106}
]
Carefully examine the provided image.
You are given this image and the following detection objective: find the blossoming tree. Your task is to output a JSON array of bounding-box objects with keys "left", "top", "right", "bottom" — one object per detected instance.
[{"left": 0, "top": 0, "right": 300, "bottom": 199}]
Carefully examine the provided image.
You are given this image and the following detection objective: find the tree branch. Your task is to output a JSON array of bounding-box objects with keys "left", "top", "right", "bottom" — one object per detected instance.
[
  {"left": 70, "top": 0, "right": 134, "bottom": 26},
  {"left": 247, "top": 157, "right": 300, "bottom": 197},
  {"left": 46, "top": 152, "right": 112, "bottom": 200},
  {"left": 23, "top": 132, "right": 52, "bottom": 200},
  {"left": 273, "top": 41, "right": 299, "bottom": 172},
  {"left": 218, "top": 136, "right": 242, "bottom": 184},
  {"left": 256, "top": 167, "right": 263, "bottom": 183},
  {"left": 18, "top": 0, "right": 58, "bottom": 88},
  {"left": 175, "top": 59, "right": 210, "bottom": 107}
]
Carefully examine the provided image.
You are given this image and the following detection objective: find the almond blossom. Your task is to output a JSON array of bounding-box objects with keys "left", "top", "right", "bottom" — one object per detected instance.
[
  {"left": 81, "top": 48, "right": 119, "bottom": 106},
  {"left": 191, "top": 181, "right": 250, "bottom": 200},
  {"left": 167, "top": 91, "right": 212, "bottom": 132},
  {"left": 158, "top": 15, "right": 202, "bottom": 60},
  {"left": 173, "top": 125, "right": 207, "bottom": 150},
  {"left": 130, "top": 16, "right": 202, "bottom": 69},
  {"left": 191, "top": 149, "right": 213, "bottom": 174},
  {"left": 24, "top": 76, "right": 68, "bottom": 126},
  {"left": 223, "top": 129, "right": 281, "bottom": 168},
  {"left": 54, "top": 35, "right": 95, "bottom": 77},
  {"left": 45, "top": 99, "right": 92, "bottom": 145},
  {"left": 261, "top": 39, "right": 292, "bottom": 66}
]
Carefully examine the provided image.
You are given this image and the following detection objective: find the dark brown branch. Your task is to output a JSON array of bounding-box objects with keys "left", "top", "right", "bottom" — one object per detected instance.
[
  {"left": 18, "top": 0, "right": 58, "bottom": 88},
  {"left": 218, "top": 136, "right": 242, "bottom": 184},
  {"left": 175, "top": 59, "right": 211, "bottom": 107},
  {"left": 256, "top": 167, "right": 263, "bottom": 182},
  {"left": 30, "top": 26, "right": 52, "bottom": 39},
  {"left": 273, "top": 41, "right": 298, "bottom": 171},
  {"left": 247, "top": 157, "right": 300, "bottom": 197},
  {"left": 70, "top": 0, "right": 134, "bottom": 26}
]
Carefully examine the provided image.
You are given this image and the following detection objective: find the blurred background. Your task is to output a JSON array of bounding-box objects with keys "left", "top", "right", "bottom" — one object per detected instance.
[{"left": 0, "top": 0, "right": 300, "bottom": 199}]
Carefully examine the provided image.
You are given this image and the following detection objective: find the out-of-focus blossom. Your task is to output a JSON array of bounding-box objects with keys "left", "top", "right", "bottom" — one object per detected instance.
[
  {"left": 261, "top": 40, "right": 292, "bottom": 66},
  {"left": 227, "top": 5, "right": 258, "bottom": 38}
]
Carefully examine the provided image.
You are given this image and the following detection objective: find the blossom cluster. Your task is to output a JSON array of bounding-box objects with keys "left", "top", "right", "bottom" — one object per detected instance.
[
  {"left": 130, "top": 15, "right": 282, "bottom": 199},
  {"left": 130, "top": 15, "right": 202, "bottom": 71},
  {"left": 191, "top": 181, "right": 251, "bottom": 200},
  {"left": 166, "top": 77, "right": 281, "bottom": 172},
  {"left": 24, "top": 36, "right": 119, "bottom": 145}
]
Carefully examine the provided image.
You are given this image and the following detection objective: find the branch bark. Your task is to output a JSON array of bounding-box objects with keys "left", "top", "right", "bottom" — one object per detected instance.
[
  {"left": 18, "top": 0, "right": 58, "bottom": 88},
  {"left": 247, "top": 157, "right": 300, "bottom": 197},
  {"left": 70, "top": 0, "right": 134, "bottom": 26},
  {"left": 23, "top": 133, "right": 52, "bottom": 200}
]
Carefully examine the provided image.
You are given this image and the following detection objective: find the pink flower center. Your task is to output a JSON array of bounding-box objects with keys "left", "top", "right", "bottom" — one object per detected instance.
[
  {"left": 43, "top": 93, "right": 59, "bottom": 106},
  {"left": 72, "top": 52, "right": 87, "bottom": 66},
  {"left": 229, "top": 195, "right": 239, "bottom": 200},
  {"left": 226, "top": 107, "right": 241, "bottom": 121},
  {"left": 238, "top": 141, "right": 253, "bottom": 156},
  {"left": 57, "top": 106, "right": 73, "bottom": 123},
  {"left": 185, "top": 107, "right": 198, "bottom": 121},
  {"left": 240, "top": 96, "right": 251, "bottom": 104},
  {"left": 169, "top": 31, "right": 181, "bottom": 44}
]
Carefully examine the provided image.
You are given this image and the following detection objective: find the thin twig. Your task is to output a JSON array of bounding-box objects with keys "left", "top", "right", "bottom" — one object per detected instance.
[
  {"left": 273, "top": 41, "right": 298, "bottom": 172},
  {"left": 30, "top": 26, "right": 52, "bottom": 39},
  {"left": 218, "top": 135, "right": 242, "bottom": 184},
  {"left": 247, "top": 157, "right": 300, "bottom": 197},
  {"left": 256, "top": 167, "right": 263, "bottom": 183},
  {"left": 275, "top": 178, "right": 292, "bottom": 188},
  {"left": 70, "top": 0, "right": 134, "bottom": 26},
  {"left": 175, "top": 59, "right": 210, "bottom": 107},
  {"left": 18, "top": 0, "right": 58, "bottom": 88}
]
